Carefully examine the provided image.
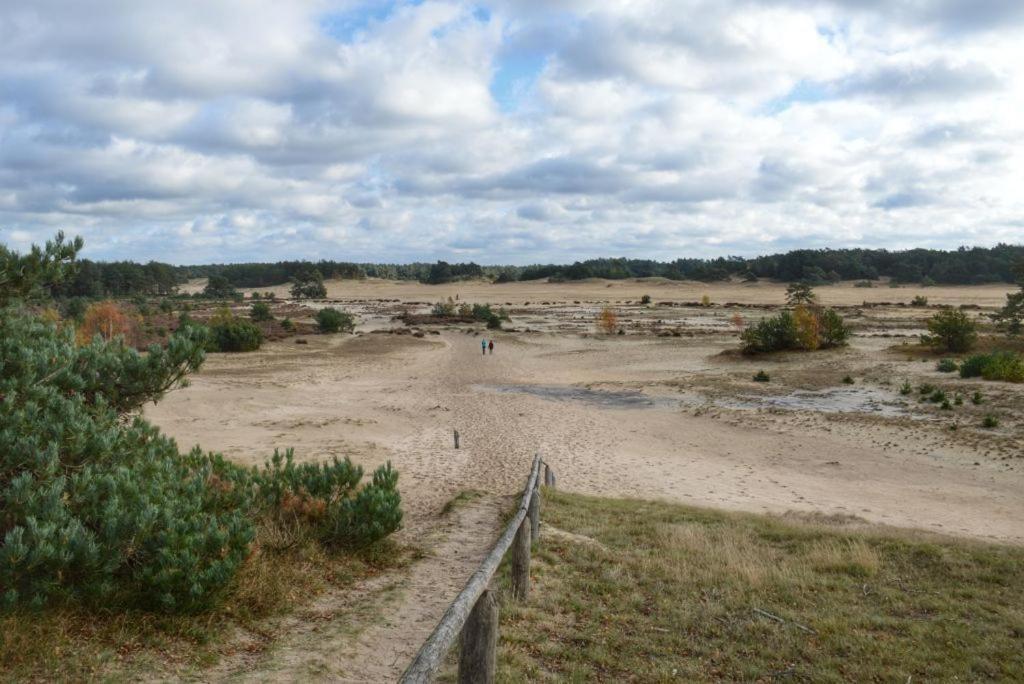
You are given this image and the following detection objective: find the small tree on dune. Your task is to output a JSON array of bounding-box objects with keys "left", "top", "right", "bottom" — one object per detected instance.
[
  {"left": 596, "top": 307, "right": 618, "bottom": 334},
  {"left": 992, "top": 260, "right": 1024, "bottom": 336},
  {"left": 77, "top": 300, "right": 135, "bottom": 345},
  {"left": 203, "top": 274, "right": 239, "bottom": 299},
  {"left": 792, "top": 304, "right": 821, "bottom": 350},
  {"left": 786, "top": 281, "right": 816, "bottom": 307},
  {"left": 250, "top": 301, "right": 273, "bottom": 322},
  {"left": 923, "top": 308, "right": 977, "bottom": 353},
  {"left": 291, "top": 268, "right": 327, "bottom": 300}
]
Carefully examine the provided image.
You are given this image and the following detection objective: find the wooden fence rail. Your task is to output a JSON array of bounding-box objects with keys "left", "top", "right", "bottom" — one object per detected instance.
[{"left": 399, "top": 453, "right": 552, "bottom": 684}]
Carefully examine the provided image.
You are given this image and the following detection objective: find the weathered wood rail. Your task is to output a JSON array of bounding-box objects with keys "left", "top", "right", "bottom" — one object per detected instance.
[{"left": 399, "top": 454, "right": 554, "bottom": 683}]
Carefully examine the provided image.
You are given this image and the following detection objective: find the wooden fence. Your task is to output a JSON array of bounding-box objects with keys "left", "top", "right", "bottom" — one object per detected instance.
[{"left": 399, "top": 454, "right": 555, "bottom": 683}]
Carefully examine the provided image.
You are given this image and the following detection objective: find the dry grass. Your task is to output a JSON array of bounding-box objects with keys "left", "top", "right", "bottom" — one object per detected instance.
[
  {"left": 440, "top": 489, "right": 487, "bottom": 516},
  {"left": 491, "top": 489, "right": 1024, "bottom": 682},
  {"left": 0, "top": 522, "right": 409, "bottom": 681}
]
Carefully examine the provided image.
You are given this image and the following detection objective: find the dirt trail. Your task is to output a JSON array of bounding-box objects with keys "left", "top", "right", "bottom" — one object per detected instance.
[{"left": 201, "top": 495, "right": 508, "bottom": 682}]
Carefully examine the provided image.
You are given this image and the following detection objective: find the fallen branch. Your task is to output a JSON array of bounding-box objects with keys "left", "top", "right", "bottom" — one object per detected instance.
[{"left": 753, "top": 608, "right": 817, "bottom": 635}]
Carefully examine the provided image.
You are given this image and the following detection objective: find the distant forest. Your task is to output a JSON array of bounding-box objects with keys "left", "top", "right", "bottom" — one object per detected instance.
[{"left": 47, "top": 244, "right": 1024, "bottom": 298}]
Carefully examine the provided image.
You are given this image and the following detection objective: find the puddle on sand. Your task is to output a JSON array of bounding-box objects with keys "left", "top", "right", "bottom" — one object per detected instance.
[
  {"left": 713, "top": 386, "right": 910, "bottom": 417},
  {"left": 476, "top": 384, "right": 912, "bottom": 417},
  {"left": 474, "top": 384, "right": 674, "bottom": 409}
]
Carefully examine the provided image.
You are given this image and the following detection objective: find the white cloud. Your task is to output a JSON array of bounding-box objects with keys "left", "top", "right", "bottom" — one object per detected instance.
[{"left": 0, "top": 0, "right": 1022, "bottom": 263}]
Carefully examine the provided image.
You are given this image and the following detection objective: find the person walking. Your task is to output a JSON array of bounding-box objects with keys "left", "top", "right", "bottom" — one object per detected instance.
[
  {"left": 481, "top": 338, "right": 487, "bottom": 355},
  {"left": 488, "top": 339, "right": 494, "bottom": 355}
]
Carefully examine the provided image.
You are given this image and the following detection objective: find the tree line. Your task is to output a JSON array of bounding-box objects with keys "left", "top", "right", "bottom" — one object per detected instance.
[{"left": 20, "top": 243, "right": 1024, "bottom": 297}]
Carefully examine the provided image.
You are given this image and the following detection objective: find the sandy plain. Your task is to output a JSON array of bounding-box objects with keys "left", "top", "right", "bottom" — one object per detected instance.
[{"left": 148, "top": 277, "right": 1023, "bottom": 679}]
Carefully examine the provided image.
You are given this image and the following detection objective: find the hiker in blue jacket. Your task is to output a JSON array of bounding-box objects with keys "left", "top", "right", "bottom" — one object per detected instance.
[{"left": 481, "top": 338, "right": 487, "bottom": 355}]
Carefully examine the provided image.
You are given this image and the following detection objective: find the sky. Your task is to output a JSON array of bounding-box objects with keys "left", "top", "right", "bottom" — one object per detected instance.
[{"left": 1, "top": 0, "right": 1022, "bottom": 265}]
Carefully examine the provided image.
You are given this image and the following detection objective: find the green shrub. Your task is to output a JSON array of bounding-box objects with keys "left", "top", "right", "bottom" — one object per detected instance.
[
  {"left": 0, "top": 312, "right": 252, "bottom": 612},
  {"left": 0, "top": 233, "right": 405, "bottom": 615},
  {"left": 971, "top": 391, "right": 984, "bottom": 405},
  {"left": 432, "top": 299, "right": 456, "bottom": 316},
  {"left": 959, "top": 352, "right": 1024, "bottom": 383},
  {"left": 202, "top": 275, "right": 239, "bottom": 300},
  {"left": 842, "top": 375, "right": 854, "bottom": 384},
  {"left": 899, "top": 381, "right": 912, "bottom": 395},
  {"left": 819, "top": 309, "right": 851, "bottom": 348},
  {"left": 936, "top": 358, "right": 958, "bottom": 373},
  {"left": 753, "top": 370, "right": 770, "bottom": 382},
  {"left": 959, "top": 354, "right": 987, "bottom": 378},
  {"left": 741, "top": 308, "right": 850, "bottom": 354},
  {"left": 640, "top": 294, "right": 652, "bottom": 305},
  {"left": 209, "top": 318, "right": 263, "bottom": 352},
  {"left": 252, "top": 450, "right": 402, "bottom": 548},
  {"left": 922, "top": 309, "right": 976, "bottom": 353},
  {"left": 741, "top": 311, "right": 797, "bottom": 353},
  {"left": 250, "top": 301, "right": 273, "bottom": 322},
  {"left": 982, "top": 415, "right": 999, "bottom": 428},
  {"left": 910, "top": 295, "right": 929, "bottom": 307},
  {"left": 928, "top": 389, "right": 947, "bottom": 404},
  {"left": 980, "top": 352, "right": 1024, "bottom": 383},
  {"left": 316, "top": 307, "right": 355, "bottom": 334},
  {"left": 281, "top": 318, "right": 295, "bottom": 332}
]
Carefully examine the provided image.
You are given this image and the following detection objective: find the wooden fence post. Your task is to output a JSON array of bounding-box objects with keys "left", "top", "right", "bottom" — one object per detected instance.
[
  {"left": 458, "top": 589, "right": 497, "bottom": 684},
  {"left": 528, "top": 488, "right": 540, "bottom": 541},
  {"left": 454, "top": 429, "right": 460, "bottom": 449},
  {"left": 511, "top": 518, "right": 531, "bottom": 602},
  {"left": 544, "top": 464, "right": 556, "bottom": 488}
]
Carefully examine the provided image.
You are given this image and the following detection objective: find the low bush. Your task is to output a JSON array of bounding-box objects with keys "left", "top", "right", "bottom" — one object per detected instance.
[
  {"left": 640, "top": 294, "right": 651, "bottom": 305},
  {"left": 922, "top": 309, "right": 976, "bottom": 353},
  {"left": 740, "top": 307, "right": 850, "bottom": 354},
  {"left": 842, "top": 375, "right": 854, "bottom": 384},
  {"left": 250, "top": 301, "right": 273, "bottom": 322},
  {"left": 982, "top": 415, "right": 999, "bottom": 428},
  {"left": 596, "top": 307, "right": 618, "bottom": 335},
  {"left": 209, "top": 317, "right": 263, "bottom": 352},
  {"left": 753, "top": 370, "right": 770, "bottom": 382},
  {"left": 432, "top": 299, "right": 456, "bottom": 316},
  {"left": 250, "top": 450, "right": 402, "bottom": 548},
  {"left": 936, "top": 358, "right": 958, "bottom": 373},
  {"left": 910, "top": 295, "right": 929, "bottom": 307},
  {"left": 316, "top": 307, "right": 355, "bottom": 334},
  {"left": 958, "top": 352, "right": 1024, "bottom": 383}
]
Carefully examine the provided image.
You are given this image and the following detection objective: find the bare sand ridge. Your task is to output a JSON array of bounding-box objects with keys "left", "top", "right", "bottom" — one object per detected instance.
[{"left": 147, "top": 278, "right": 1023, "bottom": 679}]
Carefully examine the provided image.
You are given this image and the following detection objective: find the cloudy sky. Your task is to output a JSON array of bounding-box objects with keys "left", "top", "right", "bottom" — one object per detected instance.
[{"left": 1, "top": 0, "right": 1022, "bottom": 264}]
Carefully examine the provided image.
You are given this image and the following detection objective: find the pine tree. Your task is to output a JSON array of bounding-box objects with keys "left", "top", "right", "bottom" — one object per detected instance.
[{"left": 0, "top": 234, "right": 402, "bottom": 613}]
